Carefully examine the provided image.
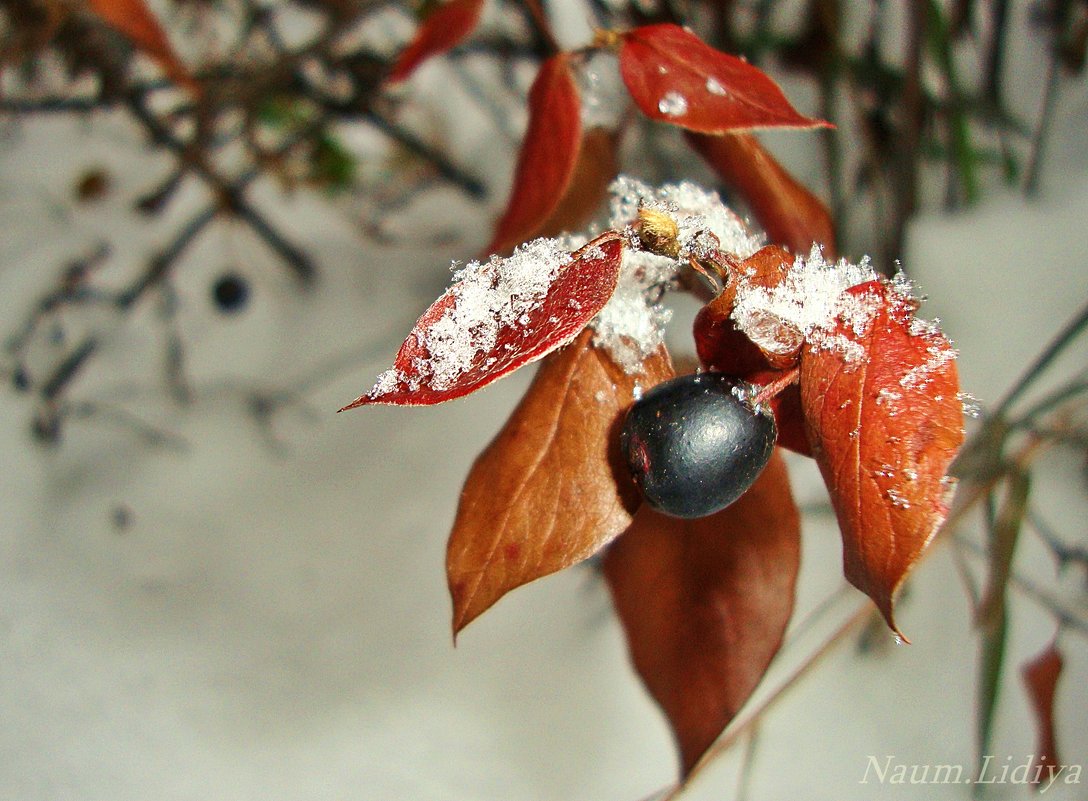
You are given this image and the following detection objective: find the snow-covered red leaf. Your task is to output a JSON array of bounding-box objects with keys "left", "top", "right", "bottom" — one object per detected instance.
[
  {"left": 448, "top": 331, "right": 674, "bottom": 634},
  {"left": 340, "top": 236, "right": 624, "bottom": 408},
  {"left": 604, "top": 451, "right": 800, "bottom": 776},
  {"left": 87, "top": 0, "right": 199, "bottom": 95},
  {"left": 1021, "top": 641, "right": 1064, "bottom": 786},
  {"left": 387, "top": 0, "right": 485, "bottom": 84},
  {"left": 486, "top": 54, "right": 582, "bottom": 256},
  {"left": 686, "top": 132, "right": 836, "bottom": 256},
  {"left": 799, "top": 280, "right": 965, "bottom": 635},
  {"left": 619, "top": 24, "right": 829, "bottom": 133}
]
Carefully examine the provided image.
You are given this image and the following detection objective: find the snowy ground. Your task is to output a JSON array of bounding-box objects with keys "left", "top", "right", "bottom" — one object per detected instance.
[{"left": 2, "top": 12, "right": 1087, "bottom": 801}]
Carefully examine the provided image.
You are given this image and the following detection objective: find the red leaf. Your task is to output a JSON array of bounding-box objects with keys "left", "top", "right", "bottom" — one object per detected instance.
[
  {"left": 604, "top": 451, "right": 800, "bottom": 776},
  {"left": 340, "top": 235, "right": 624, "bottom": 408},
  {"left": 686, "top": 132, "right": 837, "bottom": 256},
  {"left": 619, "top": 24, "right": 829, "bottom": 133},
  {"left": 522, "top": 128, "right": 620, "bottom": 245},
  {"left": 87, "top": 0, "right": 199, "bottom": 95},
  {"left": 387, "top": 0, "right": 486, "bottom": 84},
  {"left": 486, "top": 54, "right": 583, "bottom": 256},
  {"left": 799, "top": 280, "right": 965, "bottom": 635},
  {"left": 1021, "top": 641, "right": 1064, "bottom": 787},
  {"left": 448, "top": 331, "right": 675, "bottom": 634}
]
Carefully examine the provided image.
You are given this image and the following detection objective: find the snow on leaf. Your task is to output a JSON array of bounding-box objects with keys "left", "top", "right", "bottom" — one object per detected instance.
[
  {"left": 386, "top": 0, "right": 486, "bottom": 84},
  {"left": 799, "top": 280, "right": 965, "bottom": 635},
  {"left": 486, "top": 54, "right": 583, "bottom": 257},
  {"left": 339, "top": 236, "right": 624, "bottom": 409},
  {"left": 604, "top": 451, "right": 800, "bottom": 777},
  {"left": 686, "top": 132, "right": 836, "bottom": 256},
  {"left": 447, "top": 330, "right": 674, "bottom": 635},
  {"left": 618, "top": 24, "right": 830, "bottom": 133},
  {"left": 87, "top": 0, "right": 199, "bottom": 95},
  {"left": 1021, "top": 641, "right": 1064, "bottom": 787},
  {"left": 732, "top": 246, "right": 877, "bottom": 363}
]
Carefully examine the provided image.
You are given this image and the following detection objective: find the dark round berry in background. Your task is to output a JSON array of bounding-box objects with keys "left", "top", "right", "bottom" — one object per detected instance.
[
  {"left": 74, "top": 167, "right": 111, "bottom": 203},
  {"left": 620, "top": 372, "right": 777, "bottom": 519},
  {"left": 212, "top": 273, "right": 250, "bottom": 314}
]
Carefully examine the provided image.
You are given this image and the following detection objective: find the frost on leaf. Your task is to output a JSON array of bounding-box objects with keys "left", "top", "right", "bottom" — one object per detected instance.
[
  {"left": 486, "top": 54, "right": 583, "bottom": 256},
  {"left": 448, "top": 330, "right": 674, "bottom": 634},
  {"left": 387, "top": 0, "right": 486, "bottom": 84},
  {"left": 799, "top": 280, "right": 965, "bottom": 635},
  {"left": 604, "top": 451, "right": 800, "bottom": 777},
  {"left": 618, "top": 24, "right": 830, "bottom": 133},
  {"left": 340, "top": 236, "right": 624, "bottom": 408}
]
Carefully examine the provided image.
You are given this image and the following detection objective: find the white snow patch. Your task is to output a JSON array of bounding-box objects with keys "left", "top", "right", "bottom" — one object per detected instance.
[
  {"left": 732, "top": 246, "right": 878, "bottom": 360},
  {"left": 591, "top": 177, "right": 763, "bottom": 372}
]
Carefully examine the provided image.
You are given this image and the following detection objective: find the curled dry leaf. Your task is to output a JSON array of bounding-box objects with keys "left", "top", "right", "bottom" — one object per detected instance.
[
  {"left": 619, "top": 24, "right": 830, "bottom": 134},
  {"left": 604, "top": 451, "right": 800, "bottom": 777},
  {"left": 387, "top": 0, "right": 486, "bottom": 84},
  {"left": 799, "top": 280, "right": 965, "bottom": 635},
  {"left": 87, "top": 0, "right": 199, "bottom": 95},
  {"left": 340, "top": 236, "right": 624, "bottom": 408},
  {"left": 447, "top": 330, "right": 675, "bottom": 634},
  {"left": 1021, "top": 641, "right": 1064, "bottom": 785},
  {"left": 685, "top": 132, "right": 836, "bottom": 257},
  {"left": 486, "top": 54, "right": 582, "bottom": 256}
]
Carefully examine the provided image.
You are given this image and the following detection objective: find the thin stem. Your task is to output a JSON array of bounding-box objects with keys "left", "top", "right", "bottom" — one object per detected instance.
[
  {"left": 993, "top": 298, "right": 1088, "bottom": 418},
  {"left": 1024, "top": 42, "right": 1062, "bottom": 197}
]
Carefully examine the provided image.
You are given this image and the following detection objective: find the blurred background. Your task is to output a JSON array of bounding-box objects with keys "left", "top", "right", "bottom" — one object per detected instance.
[{"left": 1, "top": 1, "right": 1086, "bottom": 799}]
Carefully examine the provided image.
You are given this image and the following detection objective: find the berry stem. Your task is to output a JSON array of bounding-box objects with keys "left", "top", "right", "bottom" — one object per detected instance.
[{"left": 753, "top": 367, "right": 799, "bottom": 408}]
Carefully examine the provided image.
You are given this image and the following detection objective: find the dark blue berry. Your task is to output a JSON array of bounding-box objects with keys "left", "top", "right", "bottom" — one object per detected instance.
[
  {"left": 212, "top": 273, "right": 249, "bottom": 313},
  {"left": 620, "top": 372, "right": 776, "bottom": 519}
]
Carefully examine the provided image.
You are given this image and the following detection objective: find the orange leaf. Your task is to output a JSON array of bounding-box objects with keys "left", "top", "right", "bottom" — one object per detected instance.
[
  {"left": 87, "top": 0, "right": 199, "bottom": 95},
  {"left": 387, "top": 0, "right": 486, "bottom": 84},
  {"left": 686, "top": 132, "right": 836, "bottom": 256},
  {"left": 485, "top": 54, "right": 582, "bottom": 256},
  {"left": 799, "top": 281, "right": 965, "bottom": 635},
  {"left": 447, "top": 331, "right": 675, "bottom": 634},
  {"left": 340, "top": 235, "right": 624, "bottom": 408},
  {"left": 619, "top": 24, "right": 829, "bottom": 133},
  {"left": 1021, "top": 641, "right": 1064, "bottom": 787},
  {"left": 604, "top": 451, "right": 800, "bottom": 776}
]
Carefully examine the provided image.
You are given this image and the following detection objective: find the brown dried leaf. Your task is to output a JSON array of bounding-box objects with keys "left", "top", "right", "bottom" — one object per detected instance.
[
  {"left": 799, "top": 281, "right": 965, "bottom": 635},
  {"left": 604, "top": 451, "right": 800, "bottom": 777},
  {"left": 447, "top": 330, "right": 674, "bottom": 635}
]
